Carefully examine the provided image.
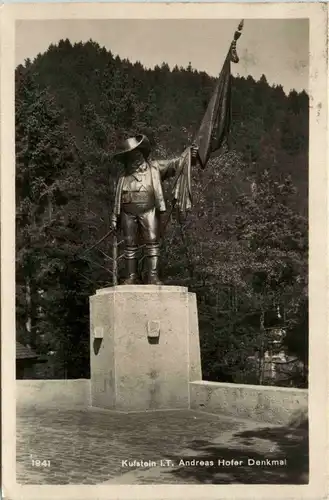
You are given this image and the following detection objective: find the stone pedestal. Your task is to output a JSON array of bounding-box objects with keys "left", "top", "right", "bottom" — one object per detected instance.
[{"left": 90, "top": 285, "right": 201, "bottom": 412}]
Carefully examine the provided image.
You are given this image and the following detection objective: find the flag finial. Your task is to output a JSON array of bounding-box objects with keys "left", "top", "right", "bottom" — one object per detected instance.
[{"left": 231, "top": 20, "right": 244, "bottom": 63}]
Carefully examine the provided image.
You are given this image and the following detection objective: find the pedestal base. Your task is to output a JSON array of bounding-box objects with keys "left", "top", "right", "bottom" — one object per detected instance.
[{"left": 90, "top": 285, "right": 201, "bottom": 412}]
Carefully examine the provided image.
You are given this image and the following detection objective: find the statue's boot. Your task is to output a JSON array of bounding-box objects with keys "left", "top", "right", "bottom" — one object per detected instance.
[
  {"left": 145, "top": 244, "right": 163, "bottom": 285},
  {"left": 122, "top": 246, "right": 139, "bottom": 285}
]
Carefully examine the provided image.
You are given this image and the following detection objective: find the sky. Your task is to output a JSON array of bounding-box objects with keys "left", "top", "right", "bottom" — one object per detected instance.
[{"left": 16, "top": 19, "right": 309, "bottom": 93}]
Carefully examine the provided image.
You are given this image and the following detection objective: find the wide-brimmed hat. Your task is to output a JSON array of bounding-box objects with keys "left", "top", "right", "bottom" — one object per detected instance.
[{"left": 113, "top": 134, "right": 151, "bottom": 160}]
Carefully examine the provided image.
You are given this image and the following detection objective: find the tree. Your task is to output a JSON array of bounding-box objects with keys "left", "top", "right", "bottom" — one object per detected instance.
[
  {"left": 16, "top": 68, "right": 90, "bottom": 377},
  {"left": 231, "top": 170, "right": 307, "bottom": 383}
]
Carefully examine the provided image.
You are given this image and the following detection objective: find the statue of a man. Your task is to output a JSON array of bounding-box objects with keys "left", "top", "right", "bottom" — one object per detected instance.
[{"left": 111, "top": 134, "right": 198, "bottom": 285}]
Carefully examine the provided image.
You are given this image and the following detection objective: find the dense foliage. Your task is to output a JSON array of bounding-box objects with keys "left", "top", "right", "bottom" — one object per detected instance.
[{"left": 16, "top": 40, "right": 308, "bottom": 385}]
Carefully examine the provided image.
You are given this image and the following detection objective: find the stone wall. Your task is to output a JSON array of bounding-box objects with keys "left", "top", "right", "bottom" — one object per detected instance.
[
  {"left": 16, "top": 379, "right": 91, "bottom": 409},
  {"left": 17, "top": 379, "right": 308, "bottom": 425},
  {"left": 190, "top": 380, "right": 308, "bottom": 425}
]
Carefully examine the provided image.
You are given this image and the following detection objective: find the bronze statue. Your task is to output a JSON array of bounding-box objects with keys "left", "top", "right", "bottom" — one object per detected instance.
[
  {"left": 111, "top": 134, "right": 198, "bottom": 285},
  {"left": 79, "top": 23, "right": 244, "bottom": 287}
]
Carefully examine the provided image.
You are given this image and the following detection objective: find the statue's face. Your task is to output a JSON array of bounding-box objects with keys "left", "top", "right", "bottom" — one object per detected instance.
[{"left": 124, "top": 149, "right": 144, "bottom": 170}]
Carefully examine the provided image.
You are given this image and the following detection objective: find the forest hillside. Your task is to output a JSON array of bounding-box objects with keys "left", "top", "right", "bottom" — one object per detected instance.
[{"left": 16, "top": 40, "right": 308, "bottom": 385}]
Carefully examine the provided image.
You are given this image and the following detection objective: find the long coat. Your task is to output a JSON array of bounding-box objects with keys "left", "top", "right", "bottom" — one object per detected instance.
[{"left": 113, "top": 158, "right": 180, "bottom": 216}]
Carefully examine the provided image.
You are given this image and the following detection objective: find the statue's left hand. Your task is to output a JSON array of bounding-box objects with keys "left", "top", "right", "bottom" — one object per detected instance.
[
  {"left": 191, "top": 144, "right": 198, "bottom": 159},
  {"left": 190, "top": 144, "right": 199, "bottom": 166}
]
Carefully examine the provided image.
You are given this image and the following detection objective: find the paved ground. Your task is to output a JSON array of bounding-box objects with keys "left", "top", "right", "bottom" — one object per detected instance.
[{"left": 17, "top": 405, "right": 308, "bottom": 485}]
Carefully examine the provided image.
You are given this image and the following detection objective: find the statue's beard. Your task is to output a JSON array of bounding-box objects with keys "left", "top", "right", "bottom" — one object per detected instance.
[{"left": 125, "top": 156, "right": 145, "bottom": 173}]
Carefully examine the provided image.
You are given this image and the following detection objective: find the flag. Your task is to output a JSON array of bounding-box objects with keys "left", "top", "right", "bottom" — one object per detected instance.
[
  {"left": 173, "top": 147, "right": 192, "bottom": 213},
  {"left": 170, "top": 21, "right": 244, "bottom": 219},
  {"left": 195, "top": 20, "right": 244, "bottom": 169}
]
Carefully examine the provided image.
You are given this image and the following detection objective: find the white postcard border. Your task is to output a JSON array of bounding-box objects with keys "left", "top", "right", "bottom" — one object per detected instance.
[{"left": 1, "top": 3, "right": 328, "bottom": 499}]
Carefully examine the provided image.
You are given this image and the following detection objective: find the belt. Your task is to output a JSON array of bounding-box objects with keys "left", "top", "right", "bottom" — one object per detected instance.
[{"left": 121, "top": 191, "right": 154, "bottom": 204}]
